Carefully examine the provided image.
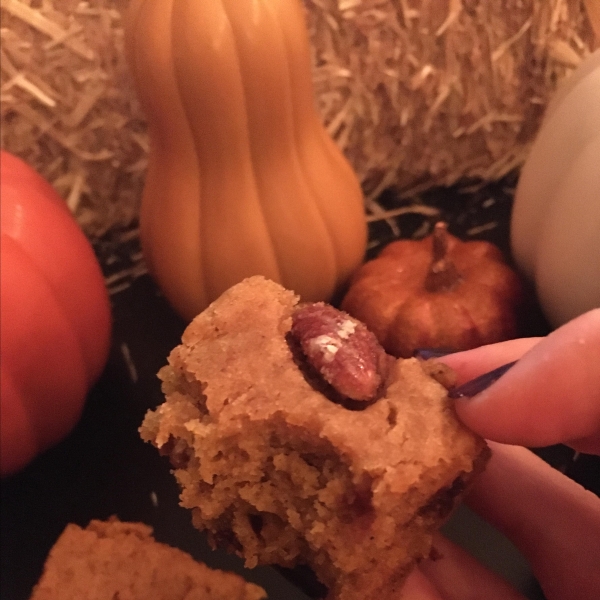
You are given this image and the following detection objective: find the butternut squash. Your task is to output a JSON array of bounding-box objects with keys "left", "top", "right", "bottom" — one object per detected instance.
[{"left": 126, "top": 0, "right": 367, "bottom": 321}]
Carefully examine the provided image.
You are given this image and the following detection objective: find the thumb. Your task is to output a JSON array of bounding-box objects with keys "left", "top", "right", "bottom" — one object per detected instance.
[{"left": 445, "top": 309, "right": 600, "bottom": 453}]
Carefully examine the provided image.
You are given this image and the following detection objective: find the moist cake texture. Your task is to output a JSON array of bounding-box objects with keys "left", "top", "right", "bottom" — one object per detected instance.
[
  {"left": 29, "top": 518, "right": 266, "bottom": 600},
  {"left": 140, "top": 276, "right": 489, "bottom": 600}
]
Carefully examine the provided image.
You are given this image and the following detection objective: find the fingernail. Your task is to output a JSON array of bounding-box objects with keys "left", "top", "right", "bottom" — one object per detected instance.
[
  {"left": 448, "top": 360, "right": 517, "bottom": 399},
  {"left": 413, "top": 348, "right": 454, "bottom": 359}
]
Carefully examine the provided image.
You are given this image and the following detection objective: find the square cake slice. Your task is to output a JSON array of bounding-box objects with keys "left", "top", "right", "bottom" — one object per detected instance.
[
  {"left": 140, "top": 276, "right": 489, "bottom": 600},
  {"left": 29, "top": 518, "right": 266, "bottom": 600}
]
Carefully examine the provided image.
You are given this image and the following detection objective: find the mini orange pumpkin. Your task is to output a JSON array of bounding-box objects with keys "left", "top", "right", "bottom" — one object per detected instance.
[{"left": 341, "top": 223, "right": 524, "bottom": 358}]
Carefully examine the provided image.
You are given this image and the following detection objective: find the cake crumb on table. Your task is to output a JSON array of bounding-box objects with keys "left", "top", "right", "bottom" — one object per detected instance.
[{"left": 29, "top": 517, "right": 266, "bottom": 600}]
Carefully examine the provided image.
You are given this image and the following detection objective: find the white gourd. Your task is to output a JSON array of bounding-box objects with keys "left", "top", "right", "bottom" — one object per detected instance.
[{"left": 511, "top": 50, "right": 600, "bottom": 327}]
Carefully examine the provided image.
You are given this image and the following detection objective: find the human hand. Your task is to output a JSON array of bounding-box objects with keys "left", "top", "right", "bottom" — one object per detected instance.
[{"left": 403, "top": 309, "right": 600, "bottom": 600}]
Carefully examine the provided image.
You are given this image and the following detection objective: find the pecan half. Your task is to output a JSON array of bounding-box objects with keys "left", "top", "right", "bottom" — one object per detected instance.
[{"left": 290, "top": 303, "right": 390, "bottom": 402}]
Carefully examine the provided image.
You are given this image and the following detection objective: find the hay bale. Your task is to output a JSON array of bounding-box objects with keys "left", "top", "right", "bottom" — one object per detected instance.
[
  {"left": 306, "top": 0, "right": 595, "bottom": 201},
  {"left": 0, "top": 0, "right": 594, "bottom": 239},
  {"left": 1, "top": 0, "right": 142, "bottom": 238}
]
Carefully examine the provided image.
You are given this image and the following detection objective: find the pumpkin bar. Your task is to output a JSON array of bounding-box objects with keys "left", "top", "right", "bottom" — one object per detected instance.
[
  {"left": 29, "top": 518, "right": 266, "bottom": 600},
  {"left": 140, "top": 276, "right": 489, "bottom": 600}
]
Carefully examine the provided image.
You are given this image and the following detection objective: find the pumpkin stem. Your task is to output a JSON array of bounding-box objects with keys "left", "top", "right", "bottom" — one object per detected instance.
[{"left": 424, "top": 222, "right": 462, "bottom": 292}]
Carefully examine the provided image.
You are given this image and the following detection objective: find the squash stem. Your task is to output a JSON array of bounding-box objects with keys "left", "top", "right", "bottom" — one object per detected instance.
[{"left": 424, "top": 222, "right": 462, "bottom": 292}]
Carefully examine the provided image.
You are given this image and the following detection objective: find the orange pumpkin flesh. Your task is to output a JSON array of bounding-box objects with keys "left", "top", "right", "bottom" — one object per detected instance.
[{"left": 341, "top": 223, "right": 524, "bottom": 358}]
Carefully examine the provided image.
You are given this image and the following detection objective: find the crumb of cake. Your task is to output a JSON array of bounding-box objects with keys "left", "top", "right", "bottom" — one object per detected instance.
[
  {"left": 418, "top": 358, "right": 457, "bottom": 390},
  {"left": 29, "top": 517, "right": 266, "bottom": 600},
  {"left": 140, "top": 276, "right": 489, "bottom": 600}
]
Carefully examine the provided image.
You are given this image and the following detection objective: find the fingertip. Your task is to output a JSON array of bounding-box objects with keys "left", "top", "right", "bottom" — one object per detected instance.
[{"left": 441, "top": 338, "right": 540, "bottom": 384}]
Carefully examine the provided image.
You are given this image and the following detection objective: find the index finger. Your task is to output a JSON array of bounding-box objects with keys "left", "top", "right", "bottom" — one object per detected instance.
[
  {"left": 441, "top": 337, "right": 541, "bottom": 385},
  {"left": 443, "top": 309, "right": 600, "bottom": 452}
]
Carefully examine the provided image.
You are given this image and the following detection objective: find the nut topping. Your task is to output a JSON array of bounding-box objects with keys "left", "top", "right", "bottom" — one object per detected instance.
[{"left": 290, "top": 303, "right": 390, "bottom": 402}]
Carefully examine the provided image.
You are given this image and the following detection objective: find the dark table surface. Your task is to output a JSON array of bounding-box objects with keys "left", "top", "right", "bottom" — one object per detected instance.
[{"left": 2, "top": 176, "right": 598, "bottom": 600}]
